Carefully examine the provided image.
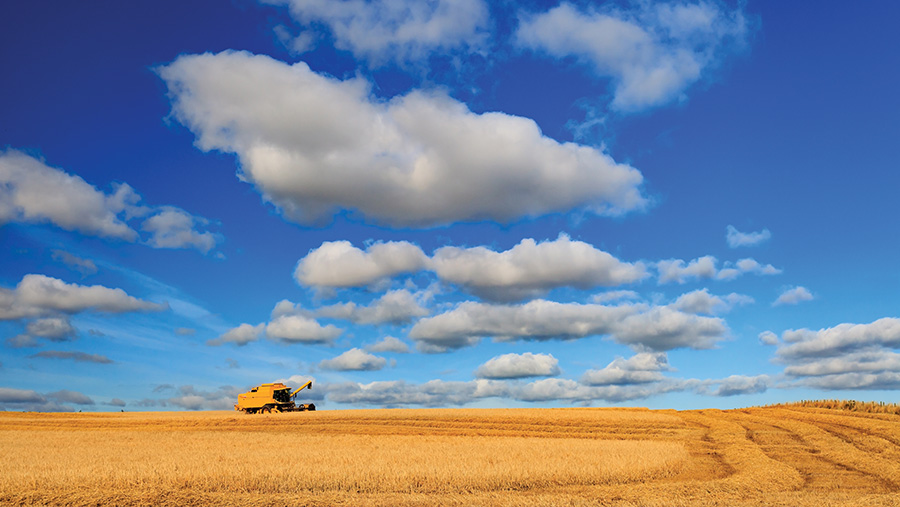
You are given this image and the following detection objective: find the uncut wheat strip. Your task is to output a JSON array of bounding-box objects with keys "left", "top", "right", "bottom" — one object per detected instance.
[
  {"left": 749, "top": 409, "right": 900, "bottom": 491},
  {"left": 678, "top": 410, "right": 802, "bottom": 495}
]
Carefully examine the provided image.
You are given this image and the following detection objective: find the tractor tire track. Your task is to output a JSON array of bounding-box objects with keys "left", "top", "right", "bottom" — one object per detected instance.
[{"left": 731, "top": 412, "right": 896, "bottom": 493}]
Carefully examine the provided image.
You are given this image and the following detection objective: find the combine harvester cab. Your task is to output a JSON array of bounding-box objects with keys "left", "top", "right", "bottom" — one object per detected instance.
[{"left": 234, "top": 381, "right": 315, "bottom": 414}]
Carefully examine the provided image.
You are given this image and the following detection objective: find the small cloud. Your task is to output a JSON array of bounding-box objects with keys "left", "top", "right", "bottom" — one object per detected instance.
[
  {"left": 581, "top": 352, "right": 671, "bottom": 386},
  {"left": 207, "top": 323, "right": 264, "bottom": 346},
  {"left": 671, "top": 289, "right": 753, "bottom": 315},
  {"left": 174, "top": 327, "right": 196, "bottom": 336},
  {"left": 734, "top": 258, "right": 781, "bottom": 275},
  {"left": 758, "top": 331, "right": 779, "bottom": 346},
  {"left": 319, "top": 348, "right": 387, "bottom": 371},
  {"left": 317, "top": 289, "right": 429, "bottom": 325},
  {"left": 6, "top": 334, "right": 39, "bottom": 348},
  {"left": 366, "top": 336, "right": 410, "bottom": 353},
  {"left": 773, "top": 286, "right": 813, "bottom": 306},
  {"left": 591, "top": 290, "right": 641, "bottom": 304},
  {"left": 701, "top": 375, "right": 770, "bottom": 396},
  {"left": 295, "top": 240, "right": 429, "bottom": 289},
  {"left": 474, "top": 352, "right": 560, "bottom": 379},
  {"left": 51, "top": 250, "right": 98, "bottom": 277},
  {"left": 107, "top": 398, "right": 126, "bottom": 407},
  {"left": 29, "top": 350, "right": 113, "bottom": 364},
  {"left": 140, "top": 207, "right": 220, "bottom": 254},
  {"left": 47, "top": 389, "right": 95, "bottom": 405},
  {"left": 152, "top": 384, "right": 175, "bottom": 393},
  {"left": 726, "top": 225, "right": 771, "bottom": 248},
  {"left": 657, "top": 256, "right": 717, "bottom": 284},
  {"left": 266, "top": 314, "right": 342, "bottom": 345},
  {"left": 225, "top": 358, "right": 240, "bottom": 369}
]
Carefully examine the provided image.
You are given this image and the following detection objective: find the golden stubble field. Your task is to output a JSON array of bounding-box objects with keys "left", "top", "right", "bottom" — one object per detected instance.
[{"left": 1, "top": 405, "right": 899, "bottom": 506}]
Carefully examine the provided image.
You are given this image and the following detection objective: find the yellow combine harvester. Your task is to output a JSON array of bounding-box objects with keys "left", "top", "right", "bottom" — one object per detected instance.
[{"left": 234, "top": 381, "right": 315, "bottom": 414}]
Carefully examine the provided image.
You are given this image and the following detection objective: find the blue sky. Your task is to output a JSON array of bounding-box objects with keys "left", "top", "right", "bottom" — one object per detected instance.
[{"left": 2, "top": 0, "right": 899, "bottom": 412}]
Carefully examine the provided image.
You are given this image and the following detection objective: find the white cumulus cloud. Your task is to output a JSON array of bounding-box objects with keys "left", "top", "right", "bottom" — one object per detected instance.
[
  {"left": 776, "top": 318, "right": 900, "bottom": 360},
  {"left": 671, "top": 289, "right": 753, "bottom": 315},
  {"left": 366, "top": 336, "right": 411, "bottom": 353},
  {"left": 700, "top": 374, "right": 770, "bottom": 396},
  {"left": 657, "top": 256, "right": 717, "bottom": 284},
  {"left": 317, "top": 289, "right": 429, "bottom": 325},
  {"left": 266, "top": 314, "right": 343, "bottom": 344},
  {"left": 0, "top": 150, "right": 220, "bottom": 253},
  {"left": 409, "top": 299, "right": 727, "bottom": 353},
  {"left": 141, "top": 207, "right": 219, "bottom": 254},
  {"left": 432, "top": 234, "right": 647, "bottom": 301},
  {"left": 0, "top": 274, "right": 165, "bottom": 321},
  {"left": 773, "top": 286, "right": 813, "bottom": 306},
  {"left": 319, "top": 348, "right": 387, "bottom": 371},
  {"left": 515, "top": 1, "right": 748, "bottom": 112},
  {"left": 51, "top": 250, "right": 98, "bottom": 277},
  {"left": 772, "top": 318, "right": 900, "bottom": 391},
  {"left": 658, "top": 255, "right": 781, "bottom": 283},
  {"left": 267, "top": 0, "right": 490, "bottom": 65},
  {"left": 726, "top": 225, "right": 771, "bottom": 248},
  {"left": 581, "top": 352, "right": 670, "bottom": 386},
  {"left": 474, "top": 352, "right": 560, "bottom": 379},
  {"left": 207, "top": 323, "right": 265, "bottom": 346},
  {"left": 159, "top": 51, "right": 647, "bottom": 227},
  {"left": 295, "top": 241, "right": 429, "bottom": 288}
]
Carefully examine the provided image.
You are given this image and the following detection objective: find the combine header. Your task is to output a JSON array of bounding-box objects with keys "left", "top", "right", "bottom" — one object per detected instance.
[{"left": 234, "top": 381, "right": 315, "bottom": 414}]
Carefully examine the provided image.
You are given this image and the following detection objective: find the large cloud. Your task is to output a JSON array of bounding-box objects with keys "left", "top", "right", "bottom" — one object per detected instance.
[
  {"left": 612, "top": 306, "right": 727, "bottom": 351},
  {"left": 0, "top": 150, "right": 220, "bottom": 252},
  {"left": 432, "top": 234, "right": 647, "bottom": 301},
  {"left": 268, "top": 0, "right": 490, "bottom": 64},
  {"left": 474, "top": 352, "right": 560, "bottom": 379},
  {"left": 159, "top": 51, "right": 647, "bottom": 227},
  {"left": 0, "top": 274, "right": 165, "bottom": 321},
  {"left": 409, "top": 300, "right": 727, "bottom": 353},
  {"left": 324, "top": 379, "right": 509, "bottom": 407},
  {"left": 0, "top": 150, "right": 135, "bottom": 240},
  {"left": 324, "top": 376, "right": 697, "bottom": 406},
  {"left": 776, "top": 318, "right": 900, "bottom": 360},
  {"left": 772, "top": 318, "right": 900, "bottom": 390},
  {"left": 515, "top": 1, "right": 748, "bottom": 112},
  {"left": 409, "top": 300, "right": 633, "bottom": 352},
  {"left": 295, "top": 236, "right": 646, "bottom": 300}
]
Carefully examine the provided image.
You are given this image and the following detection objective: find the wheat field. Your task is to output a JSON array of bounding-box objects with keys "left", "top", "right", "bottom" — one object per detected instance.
[{"left": 1, "top": 405, "right": 899, "bottom": 506}]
